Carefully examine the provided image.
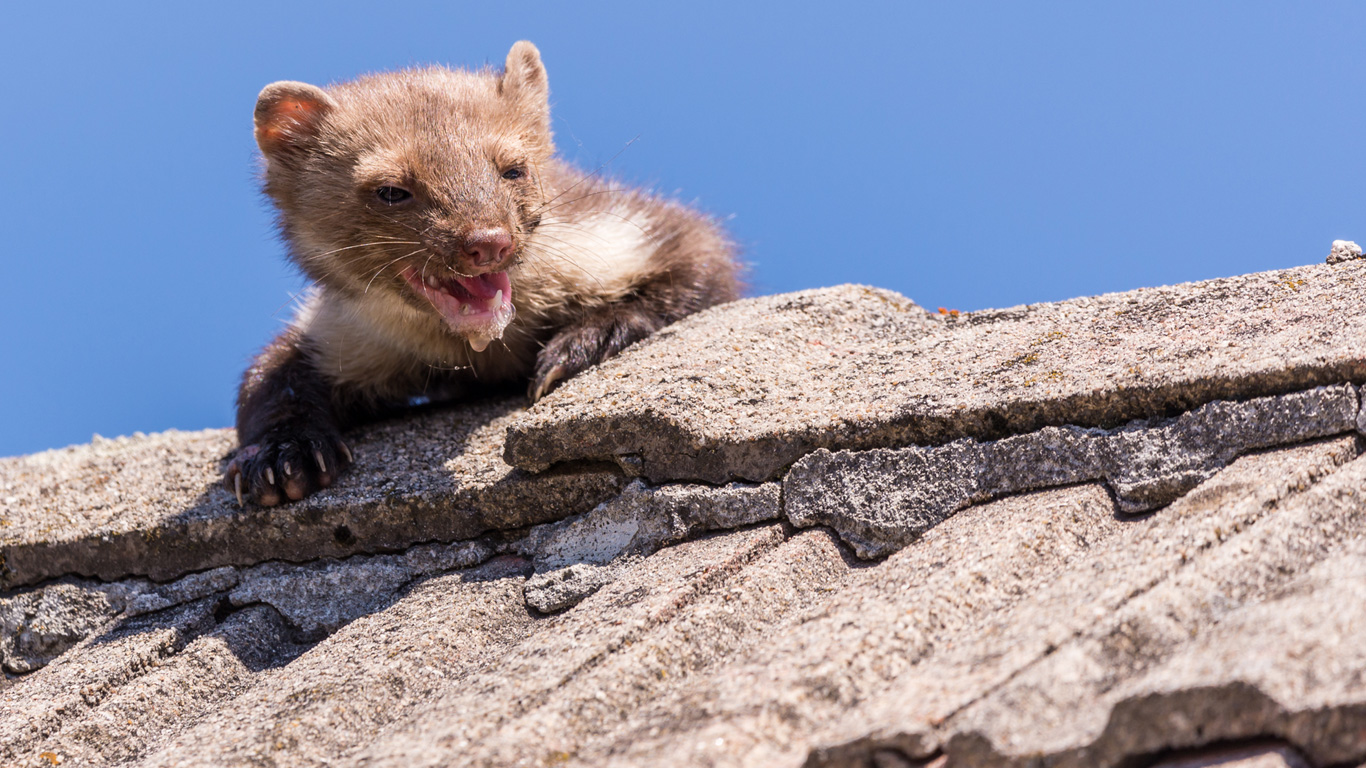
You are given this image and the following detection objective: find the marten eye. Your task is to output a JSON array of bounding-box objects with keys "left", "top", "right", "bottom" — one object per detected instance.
[
  {"left": 501, "top": 167, "right": 525, "bottom": 181},
  {"left": 375, "top": 186, "right": 411, "bottom": 204}
]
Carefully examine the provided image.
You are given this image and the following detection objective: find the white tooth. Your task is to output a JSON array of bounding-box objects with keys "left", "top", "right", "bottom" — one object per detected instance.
[
  {"left": 460, "top": 303, "right": 472, "bottom": 316},
  {"left": 492, "top": 290, "right": 503, "bottom": 310},
  {"left": 425, "top": 275, "right": 439, "bottom": 289}
]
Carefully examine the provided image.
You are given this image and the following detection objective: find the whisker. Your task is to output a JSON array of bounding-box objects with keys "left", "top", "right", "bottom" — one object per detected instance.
[
  {"left": 365, "top": 248, "right": 425, "bottom": 293},
  {"left": 533, "top": 135, "right": 639, "bottom": 214},
  {"left": 523, "top": 240, "right": 593, "bottom": 274},
  {"left": 526, "top": 234, "right": 596, "bottom": 265},
  {"left": 270, "top": 287, "right": 311, "bottom": 320},
  {"left": 533, "top": 188, "right": 629, "bottom": 216},
  {"left": 513, "top": 251, "right": 580, "bottom": 292},
  {"left": 365, "top": 206, "right": 426, "bottom": 235},
  {"left": 311, "top": 240, "right": 420, "bottom": 259},
  {"left": 327, "top": 243, "right": 425, "bottom": 270},
  {"left": 541, "top": 210, "right": 657, "bottom": 242},
  {"left": 522, "top": 243, "right": 611, "bottom": 292},
  {"left": 524, "top": 240, "right": 610, "bottom": 284},
  {"left": 419, "top": 250, "right": 439, "bottom": 285}
]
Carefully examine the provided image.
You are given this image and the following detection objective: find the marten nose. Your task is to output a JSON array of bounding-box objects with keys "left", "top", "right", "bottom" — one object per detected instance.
[{"left": 463, "top": 229, "right": 514, "bottom": 268}]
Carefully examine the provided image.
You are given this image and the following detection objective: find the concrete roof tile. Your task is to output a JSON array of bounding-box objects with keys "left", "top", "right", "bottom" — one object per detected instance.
[{"left": 10, "top": 260, "right": 1366, "bottom": 767}]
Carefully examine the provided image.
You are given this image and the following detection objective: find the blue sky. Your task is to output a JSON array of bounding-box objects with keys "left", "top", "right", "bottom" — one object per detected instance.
[{"left": 3, "top": 2, "right": 1365, "bottom": 457}]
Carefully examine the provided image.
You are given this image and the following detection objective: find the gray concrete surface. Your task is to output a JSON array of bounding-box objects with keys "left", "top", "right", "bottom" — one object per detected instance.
[
  {"left": 1151, "top": 743, "right": 1309, "bottom": 768},
  {"left": 785, "top": 384, "right": 1358, "bottom": 557},
  {"left": 8, "top": 261, "right": 1366, "bottom": 767},
  {"left": 0, "top": 398, "right": 624, "bottom": 587},
  {"left": 515, "top": 479, "right": 782, "bottom": 611},
  {"left": 506, "top": 261, "right": 1366, "bottom": 482}
]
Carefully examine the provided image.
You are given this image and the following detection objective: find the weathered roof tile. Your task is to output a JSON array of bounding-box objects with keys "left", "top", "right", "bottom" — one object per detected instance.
[
  {"left": 0, "top": 399, "right": 623, "bottom": 587},
  {"left": 10, "top": 261, "right": 1366, "bottom": 767},
  {"left": 507, "top": 261, "right": 1366, "bottom": 482}
]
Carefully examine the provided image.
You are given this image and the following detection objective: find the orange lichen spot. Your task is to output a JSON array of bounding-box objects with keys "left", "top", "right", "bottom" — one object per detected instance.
[
  {"left": 1001, "top": 352, "right": 1039, "bottom": 369},
  {"left": 40, "top": 752, "right": 61, "bottom": 766}
]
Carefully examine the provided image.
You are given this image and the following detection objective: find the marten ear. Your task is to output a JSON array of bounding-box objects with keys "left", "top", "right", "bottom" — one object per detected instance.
[
  {"left": 255, "top": 81, "right": 335, "bottom": 158},
  {"left": 500, "top": 41, "right": 550, "bottom": 139}
]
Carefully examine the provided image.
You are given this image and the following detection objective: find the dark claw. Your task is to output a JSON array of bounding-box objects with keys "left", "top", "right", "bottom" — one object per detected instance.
[
  {"left": 531, "top": 364, "right": 567, "bottom": 402},
  {"left": 224, "top": 428, "right": 353, "bottom": 507},
  {"left": 531, "top": 308, "right": 660, "bottom": 401}
]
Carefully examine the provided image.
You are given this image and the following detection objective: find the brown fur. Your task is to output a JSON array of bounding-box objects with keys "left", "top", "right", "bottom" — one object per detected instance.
[{"left": 227, "top": 41, "right": 740, "bottom": 505}]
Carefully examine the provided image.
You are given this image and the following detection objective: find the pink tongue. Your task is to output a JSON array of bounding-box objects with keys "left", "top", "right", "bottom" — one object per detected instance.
[{"left": 455, "top": 272, "right": 510, "bottom": 300}]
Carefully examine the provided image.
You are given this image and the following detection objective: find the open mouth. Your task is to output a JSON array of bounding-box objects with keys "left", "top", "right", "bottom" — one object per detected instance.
[{"left": 401, "top": 267, "right": 515, "bottom": 352}]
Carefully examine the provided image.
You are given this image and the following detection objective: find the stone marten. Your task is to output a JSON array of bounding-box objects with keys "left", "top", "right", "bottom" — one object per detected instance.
[{"left": 227, "top": 41, "right": 740, "bottom": 506}]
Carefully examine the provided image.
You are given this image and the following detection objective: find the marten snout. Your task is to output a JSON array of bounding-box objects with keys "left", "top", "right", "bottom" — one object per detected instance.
[
  {"left": 424, "top": 226, "right": 517, "bottom": 275},
  {"left": 463, "top": 229, "right": 514, "bottom": 269}
]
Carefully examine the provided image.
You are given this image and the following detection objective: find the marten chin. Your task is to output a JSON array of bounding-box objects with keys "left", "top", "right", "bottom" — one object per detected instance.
[{"left": 226, "top": 41, "right": 740, "bottom": 507}]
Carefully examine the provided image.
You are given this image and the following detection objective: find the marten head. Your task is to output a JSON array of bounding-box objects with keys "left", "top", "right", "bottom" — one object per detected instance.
[{"left": 254, "top": 41, "right": 553, "bottom": 350}]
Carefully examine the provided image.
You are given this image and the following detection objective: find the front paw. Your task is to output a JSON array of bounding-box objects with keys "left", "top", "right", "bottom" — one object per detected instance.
[
  {"left": 224, "top": 429, "right": 353, "bottom": 507},
  {"left": 531, "top": 310, "right": 659, "bottom": 401}
]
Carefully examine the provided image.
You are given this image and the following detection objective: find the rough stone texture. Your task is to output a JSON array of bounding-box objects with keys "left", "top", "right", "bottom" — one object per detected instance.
[
  {"left": 506, "top": 261, "right": 1366, "bottom": 482},
  {"left": 349, "top": 525, "right": 795, "bottom": 768},
  {"left": 0, "top": 538, "right": 495, "bottom": 674},
  {"left": 0, "top": 557, "right": 534, "bottom": 767},
  {"left": 932, "top": 447, "right": 1366, "bottom": 768},
  {"left": 128, "top": 529, "right": 781, "bottom": 768},
  {"left": 132, "top": 556, "right": 535, "bottom": 768},
  {"left": 227, "top": 540, "right": 489, "bottom": 637},
  {"left": 808, "top": 436, "right": 1365, "bottom": 768},
  {"left": 17, "top": 605, "right": 307, "bottom": 768},
  {"left": 125, "top": 566, "right": 239, "bottom": 617},
  {"left": 515, "top": 479, "right": 782, "bottom": 611},
  {"left": 523, "top": 562, "right": 620, "bottom": 613},
  {"left": 786, "top": 384, "right": 1358, "bottom": 557},
  {"left": 1152, "top": 743, "right": 1310, "bottom": 768},
  {"left": 585, "top": 483, "right": 1128, "bottom": 768},
  {"left": 0, "top": 397, "right": 624, "bottom": 588},
  {"left": 6, "top": 437, "right": 1366, "bottom": 767},
  {"left": 0, "top": 600, "right": 218, "bottom": 765},
  {"left": 0, "top": 581, "right": 127, "bottom": 674},
  {"left": 229, "top": 556, "right": 413, "bottom": 638},
  {"left": 0, "top": 571, "right": 237, "bottom": 674},
  {"left": 1327, "top": 239, "right": 1362, "bottom": 264},
  {"left": 12, "top": 262, "right": 1366, "bottom": 767}
]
